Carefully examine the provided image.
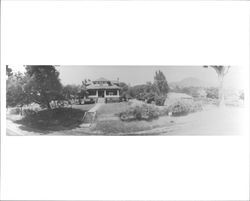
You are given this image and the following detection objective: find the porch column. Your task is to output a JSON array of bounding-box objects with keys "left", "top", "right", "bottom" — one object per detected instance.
[
  {"left": 104, "top": 90, "right": 106, "bottom": 97},
  {"left": 96, "top": 90, "right": 98, "bottom": 97},
  {"left": 117, "top": 90, "right": 120, "bottom": 97}
]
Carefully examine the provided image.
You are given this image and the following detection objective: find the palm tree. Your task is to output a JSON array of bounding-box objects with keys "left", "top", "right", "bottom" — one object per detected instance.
[{"left": 203, "top": 65, "right": 230, "bottom": 107}]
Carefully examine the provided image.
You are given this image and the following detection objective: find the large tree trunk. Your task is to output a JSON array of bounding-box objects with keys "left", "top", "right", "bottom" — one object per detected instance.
[{"left": 204, "top": 65, "right": 230, "bottom": 107}]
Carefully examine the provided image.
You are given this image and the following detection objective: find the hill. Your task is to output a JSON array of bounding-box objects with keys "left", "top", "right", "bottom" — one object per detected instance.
[{"left": 169, "top": 77, "right": 215, "bottom": 88}]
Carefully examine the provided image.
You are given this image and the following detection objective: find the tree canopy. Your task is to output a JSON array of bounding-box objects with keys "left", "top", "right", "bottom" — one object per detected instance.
[
  {"left": 24, "top": 65, "right": 63, "bottom": 109},
  {"left": 154, "top": 70, "right": 169, "bottom": 95},
  {"left": 6, "top": 65, "right": 13, "bottom": 77},
  {"left": 6, "top": 71, "right": 30, "bottom": 109}
]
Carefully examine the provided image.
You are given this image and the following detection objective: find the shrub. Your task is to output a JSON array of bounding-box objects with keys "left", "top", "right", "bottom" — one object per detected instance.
[
  {"left": 206, "top": 87, "right": 219, "bottom": 99},
  {"left": 166, "top": 99, "right": 202, "bottom": 116},
  {"left": 119, "top": 104, "right": 160, "bottom": 121},
  {"left": 16, "top": 108, "right": 86, "bottom": 131},
  {"left": 167, "top": 100, "right": 190, "bottom": 116},
  {"left": 23, "top": 109, "right": 38, "bottom": 116},
  {"left": 9, "top": 107, "right": 22, "bottom": 115},
  {"left": 159, "top": 106, "right": 170, "bottom": 116},
  {"left": 239, "top": 92, "right": 244, "bottom": 100},
  {"left": 154, "top": 95, "right": 166, "bottom": 106}
]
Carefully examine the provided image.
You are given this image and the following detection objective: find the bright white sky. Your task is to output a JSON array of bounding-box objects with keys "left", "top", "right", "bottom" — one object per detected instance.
[{"left": 9, "top": 65, "right": 245, "bottom": 89}]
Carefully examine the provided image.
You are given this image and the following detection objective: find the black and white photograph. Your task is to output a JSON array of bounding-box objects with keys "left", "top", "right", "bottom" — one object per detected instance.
[
  {"left": 1, "top": 1, "right": 249, "bottom": 201},
  {"left": 6, "top": 65, "right": 246, "bottom": 136}
]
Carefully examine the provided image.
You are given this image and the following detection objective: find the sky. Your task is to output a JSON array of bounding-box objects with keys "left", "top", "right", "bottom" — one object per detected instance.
[{"left": 8, "top": 65, "right": 246, "bottom": 89}]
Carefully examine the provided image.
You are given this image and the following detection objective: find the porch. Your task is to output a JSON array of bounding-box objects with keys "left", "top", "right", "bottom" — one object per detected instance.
[{"left": 88, "top": 89, "right": 120, "bottom": 98}]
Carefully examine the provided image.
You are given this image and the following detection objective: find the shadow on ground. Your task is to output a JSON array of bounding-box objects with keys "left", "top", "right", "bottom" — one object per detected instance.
[{"left": 14, "top": 108, "right": 86, "bottom": 134}]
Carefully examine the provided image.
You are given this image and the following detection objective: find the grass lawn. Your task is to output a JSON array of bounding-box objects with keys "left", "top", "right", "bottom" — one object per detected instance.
[
  {"left": 92, "top": 102, "right": 173, "bottom": 134},
  {"left": 72, "top": 103, "right": 95, "bottom": 111},
  {"left": 92, "top": 117, "right": 173, "bottom": 134},
  {"left": 96, "top": 102, "right": 131, "bottom": 115}
]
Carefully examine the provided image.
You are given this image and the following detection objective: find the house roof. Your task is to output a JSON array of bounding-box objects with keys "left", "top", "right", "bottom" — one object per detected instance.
[
  {"left": 94, "top": 77, "right": 109, "bottom": 82},
  {"left": 86, "top": 85, "right": 120, "bottom": 90},
  {"left": 111, "top": 80, "right": 119, "bottom": 84}
]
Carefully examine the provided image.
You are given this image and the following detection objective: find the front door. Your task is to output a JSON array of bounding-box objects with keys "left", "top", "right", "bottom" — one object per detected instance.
[{"left": 98, "top": 90, "right": 104, "bottom": 98}]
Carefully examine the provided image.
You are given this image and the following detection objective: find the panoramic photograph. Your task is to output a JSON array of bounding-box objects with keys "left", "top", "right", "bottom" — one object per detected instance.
[{"left": 6, "top": 65, "right": 245, "bottom": 136}]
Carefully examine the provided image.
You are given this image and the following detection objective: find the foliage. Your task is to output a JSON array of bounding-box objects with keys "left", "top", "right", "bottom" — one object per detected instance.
[
  {"left": 6, "top": 72, "right": 31, "bottom": 113},
  {"left": 119, "top": 104, "right": 160, "bottom": 121},
  {"left": 239, "top": 91, "right": 244, "bottom": 100},
  {"left": 6, "top": 65, "right": 13, "bottom": 77},
  {"left": 24, "top": 65, "right": 63, "bottom": 109},
  {"left": 125, "top": 71, "right": 169, "bottom": 105},
  {"left": 127, "top": 84, "right": 148, "bottom": 100},
  {"left": 203, "top": 65, "right": 230, "bottom": 76},
  {"left": 154, "top": 70, "right": 169, "bottom": 95},
  {"left": 62, "top": 84, "right": 81, "bottom": 100},
  {"left": 15, "top": 108, "right": 86, "bottom": 131},
  {"left": 127, "top": 82, "right": 167, "bottom": 106},
  {"left": 9, "top": 107, "right": 22, "bottom": 115},
  {"left": 154, "top": 95, "right": 166, "bottom": 106},
  {"left": 118, "top": 82, "right": 129, "bottom": 99},
  {"left": 23, "top": 108, "right": 38, "bottom": 116},
  {"left": 144, "top": 92, "right": 156, "bottom": 103},
  {"left": 205, "top": 87, "right": 219, "bottom": 99},
  {"left": 6, "top": 66, "right": 64, "bottom": 111},
  {"left": 165, "top": 99, "right": 202, "bottom": 116}
]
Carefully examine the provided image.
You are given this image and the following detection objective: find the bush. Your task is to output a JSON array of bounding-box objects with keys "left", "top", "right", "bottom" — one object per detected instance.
[
  {"left": 119, "top": 104, "right": 160, "bottom": 121},
  {"left": 23, "top": 108, "right": 38, "bottom": 116},
  {"left": 239, "top": 92, "right": 244, "bottom": 100},
  {"left": 166, "top": 99, "right": 202, "bottom": 116},
  {"left": 167, "top": 100, "right": 190, "bottom": 116},
  {"left": 16, "top": 108, "right": 86, "bottom": 131},
  {"left": 154, "top": 95, "right": 166, "bottom": 106},
  {"left": 206, "top": 87, "right": 219, "bottom": 99},
  {"left": 9, "top": 107, "right": 22, "bottom": 115}
]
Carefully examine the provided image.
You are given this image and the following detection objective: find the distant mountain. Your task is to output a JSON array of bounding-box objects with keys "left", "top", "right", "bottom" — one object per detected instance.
[{"left": 169, "top": 77, "right": 216, "bottom": 88}]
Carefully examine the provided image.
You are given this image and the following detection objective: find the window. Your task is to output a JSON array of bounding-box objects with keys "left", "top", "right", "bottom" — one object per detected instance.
[
  {"left": 88, "top": 90, "right": 96, "bottom": 96},
  {"left": 106, "top": 90, "right": 117, "bottom": 96}
]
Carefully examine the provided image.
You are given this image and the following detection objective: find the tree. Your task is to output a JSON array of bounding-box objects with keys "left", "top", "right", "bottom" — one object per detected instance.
[
  {"left": 203, "top": 65, "right": 230, "bottom": 106},
  {"left": 24, "top": 65, "right": 63, "bottom": 109},
  {"left": 118, "top": 82, "right": 129, "bottom": 99},
  {"left": 154, "top": 70, "right": 169, "bottom": 95},
  {"left": 62, "top": 84, "right": 80, "bottom": 101},
  {"left": 128, "top": 84, "right": 148, "bottom": 100},
  {"left": 6, "top": 65, "right": 13, "bottom": 77},
  {"left": 205, "top": 87, "right": 219, "bottom": 99},
  {"left": 6, "top": 72, "right": 30, "bottom": 115},
  {"left": 125, "top": 71, "right": 169, "bottom": 106},
  {"left": 81, "top": 79, "right": 89, "bottom": 97}
]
